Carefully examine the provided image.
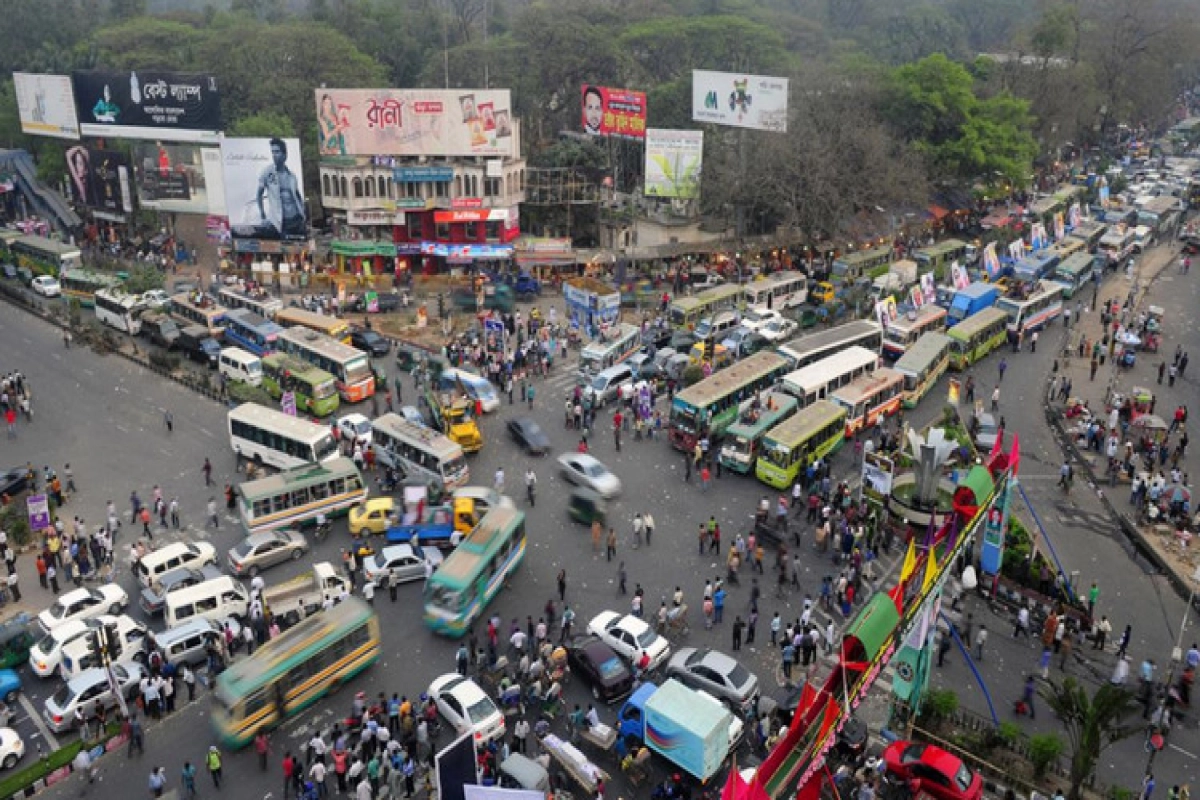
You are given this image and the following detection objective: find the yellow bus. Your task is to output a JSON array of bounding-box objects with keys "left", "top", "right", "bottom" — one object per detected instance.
[
  {"left": 755, "top": 400, "right": 847, "bottom": 490},
  {"left": 913, "top": 239, "right": 969, "bottom": 278},
  {"left": 830, "top": 368, "right": 904, "bottom": 437},
  {"left": 667, "top": 284, "right": 743, "bottom": 330},
  {"left": 276, "top": 307, "right": 352, "bottom": 344},
  {"left": 171, "top": 292, "right": 229, "bottom": 338},
  {"left": 893, "top": 331, "right": 951, "bottom": 408},
  {"left": 237, "top": 457, "right": 366, "bottom": 534},
  {"left": 60, "top": 269, "right": 121, "bottom": 308},
  {"left": 946, "top": 307, "right": 1008, "bottom": 370}
]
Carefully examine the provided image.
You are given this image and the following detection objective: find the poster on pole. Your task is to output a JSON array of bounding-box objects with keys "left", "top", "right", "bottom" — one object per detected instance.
[
  {"left": 692, "top": 70, "right": 789, "bottom": 132},
  {"left": 72, "top": 70, "right": 221, "bottom": 142},
  {"left": 644, "top": 128, "right": 703, "bottom": 199},
  {"left": 26, "top": 494, "right": 51, "bottom": 532},
  {"left": 580, "top": 85, "right": 646, "bottom": 139},
  {"left": 221, "top": 138, "right": 307, "bottom": 242},
  {"left": 13, "top": 73, "right": 80, "bottom": 139}
]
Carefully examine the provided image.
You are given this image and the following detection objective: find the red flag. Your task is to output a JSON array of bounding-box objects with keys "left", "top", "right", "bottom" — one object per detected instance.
[
  {"left": 1010, "top": 433, "right": 1021, "bottom": 477},
  {"left": 988, "top": 424, "right": 1003, "bottom": 462}
]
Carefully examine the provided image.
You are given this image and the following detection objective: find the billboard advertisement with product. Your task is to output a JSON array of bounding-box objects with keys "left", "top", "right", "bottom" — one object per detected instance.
[
  {"left": 13, "top": 73, "right": 79, "bottom": 139},
  {"left": 131, "top": 142, "right": 223, "bottom": 214},
  {"left": 692, "top": 70, "right": 789, "bottom": 132},
  {"left": 315, "top": 88, "right": 514, "bottom": 157},
  {"left": 580, "top": 85, "right": 647, "bottom": 139},
  {"left": 72, "top": 70, "right": 221, "bottom": 141},
  {"left": 221, "top": 138, "right": 307, "bottom": 242},
  {"left": 644, "top": 128, "right": 703, "bottom": 199},
  {"left": 65, "top": 145, "right": 133, "bottom": 214}
]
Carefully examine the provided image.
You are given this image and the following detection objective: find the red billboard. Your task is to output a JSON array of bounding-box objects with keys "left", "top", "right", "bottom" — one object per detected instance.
[{"left": 581, "top": 85, "right": 646, "bottom": 139}]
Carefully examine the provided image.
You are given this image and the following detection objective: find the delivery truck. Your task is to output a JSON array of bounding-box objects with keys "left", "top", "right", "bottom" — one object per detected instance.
[
  {"left": 947, "top": 283, "right": 999, "bottom": 325},
  {"left": 262, "top": 562, "right": 350, "bottom": 624}
]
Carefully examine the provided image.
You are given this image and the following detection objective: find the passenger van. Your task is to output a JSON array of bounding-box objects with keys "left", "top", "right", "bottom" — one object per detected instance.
[
  {"left": 585, "top": 364, "right": 635, "bottom": 407},
  {"left": 164, "top": 577, "right": 250, "bottom": 629},
  {"left": 219, "top": 348, "right": 263, "bottom": 387},
  {"left": 155, "top": 618, "right": 227, "bottom": 667},
  {"left": 694, "top": 311, "right": 740, "bottom": 342},
  {"left": 59, "top": 615, "right": 148, "bottom": 679},
  {"left": 135, "top": 542, "right": 218, "bottom": 590}
]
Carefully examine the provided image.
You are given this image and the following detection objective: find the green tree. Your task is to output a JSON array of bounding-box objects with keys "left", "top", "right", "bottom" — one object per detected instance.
[
  {"left": 942, "top": 93, "right": 1038, "bottom": 185},
  {"left": 227, "top": 112, "right": 297, "bottom": 139},
  {"left": 89, "top": 17, "right": 206, "bottom": 71},
  {"left": 1040, "top": 677, "right": 1141, "bottom": 800}
]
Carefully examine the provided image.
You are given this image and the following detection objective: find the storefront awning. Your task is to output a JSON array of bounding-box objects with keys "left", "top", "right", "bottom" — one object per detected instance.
[
  {"left": 331, "top": 239, "right": 397, "bottom": 258},
  {"left": 514, "top": 236, "right": 576, "bottom": 266}
]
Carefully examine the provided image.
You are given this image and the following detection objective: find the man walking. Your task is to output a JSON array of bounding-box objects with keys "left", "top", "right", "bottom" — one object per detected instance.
[
  {"left": 202, "top": 458, "right": 212, "bottom": 487},
  {"left": 206, "top": 746, "right": 223, "bottom": 788}
]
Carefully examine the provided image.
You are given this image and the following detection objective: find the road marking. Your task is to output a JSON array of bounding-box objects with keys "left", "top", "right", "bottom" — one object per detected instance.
[
  {"left": 19, "top": 693, "right": 59, "bottom": 751},
  {"left": 83, "top": 368, "right": 94, "bottom": 376},
  {"left": 1170, "top": 743, "right": 1198, "bottom": 759},
  {"left": 198, "top": 427, "right": 214, "bottom": 439},
  {"left": 116, "top": 425, "right": 130, "bottom": 434}
]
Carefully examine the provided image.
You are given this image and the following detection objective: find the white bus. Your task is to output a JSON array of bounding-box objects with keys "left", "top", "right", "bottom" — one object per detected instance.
[
  {"left": 881, "top": 304, "right": 947, "bottom": 361},
  {"left": 218, "top": 286, "right": 284, "bottom": 320},
  {"left": 779, "top": 346, "right": 879, "bottom": 408},
  {"left": 94, "top": 287, "right": 145, "bottom": 335},
  {"left": 227, "top": 403, "right": 339, "bottom": 470},
  {"left": 830, "top": 368, "right": 905, "bottom": 436},
  {"left": 777, "top": 321, "right": 883, "bottom": 371},
  {"left": 277, "top": 327, "right": 376, "bottom": 403},
  {"left": 996, "top": 280, "right": 1064, "bottom": 337},
  {"left": 742, "top": 271, "right": 808, "bottom": 311},
  {"left": 579, "top": 323, "right": 642, "bottom": 376},
  {"left": 371, "top": 412, "right": 470, "bottom": 492}
]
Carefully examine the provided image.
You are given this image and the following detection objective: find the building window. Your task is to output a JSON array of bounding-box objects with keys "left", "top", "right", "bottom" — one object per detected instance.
[
  {"left": 434, "top": 181, "right": 448, "bottom": 198},
  {"left": 407, "top": 182, "right": 421, "bottom": 199},
  {"left": 407, "top": 216, "right": 422, "bottom": 239},
  {"left": 484, "top": 178, "right": 501, "bottom": 197},
  {"left": 323, "top": 175, "right": 332, "bottom": 197},
  {"left": 485, "top": 221, "right": 502, "bottom": 241},
  {"left": 455, "top": 176, "right": 463, "bottom": 196},
  {"left": 353, "top": 178, "right": 363, "bottom": 198},
  {"left": 363, "top": 177, "right": 374, "bottom": 198},
  {"left": 436, "top": 222, "right": 450, "bottom": 240},
  {"left": 520, "top": 170, "right": 526, "bottom": 191},
  {"left": 340, "top": 177, "right": 348, "bottom": 197}
]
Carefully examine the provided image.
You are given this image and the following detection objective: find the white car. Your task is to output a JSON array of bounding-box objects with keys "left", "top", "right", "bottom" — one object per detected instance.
[
  {"left": 28, "top": 619, "right": 100, "bottom": 678},
  {"left": 337, "top": 413, "right": 373, "bottom": 447},
  {"left": 557, "top": 453, "right": 622, "bottom": 498},
  {"left": 757, "top": 317, "right": 798, "bottom": 343},
  {"left": 0, "top": 728, "right": 24, "bottom": 770},
  {"left": 30, "top": 276, "right": 60, "bottom": 297},
  {"left": 37, "top": 586, "right": 128, "bottom": 633},
  {"left": 139, "top": 289, "right": 171, "bottom": 311},
  {"left": 586, "top": 611, "right": 671, "bottom": 671},
  {"left": 429, "top": 673, "right": 505, "bottom": 743},
  {"left": 362, "top": 545, "right": 443, "bottom": 586},
  {"left": 740, "top": 307, "right": 782, "bottom": 333}
]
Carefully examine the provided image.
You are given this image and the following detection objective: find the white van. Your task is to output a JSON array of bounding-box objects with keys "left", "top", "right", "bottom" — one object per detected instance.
[
  {"left": 1132, "top": 224, "right": 1155, "bottom": 252},
  {"left": 155, "top": 618, "right": 226, "bottom": 667},
  {"left": 164, "top": 577, "right": 250, "bottom": 629},
  {"left": 585, "top": 364, "right": 635, "bottom": 407},
  {"left": 59, "top": 615, "right": 148, "bottom": 679},
  {"left": 135, "top": 542, "right": 218, "bottom": 590},
  {"left": 219, "top": 347, "right": 263, "bottom": 387}
]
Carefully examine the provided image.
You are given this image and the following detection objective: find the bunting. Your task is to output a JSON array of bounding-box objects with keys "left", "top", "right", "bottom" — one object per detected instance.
[
  {"left": 922, "top": 542, "right": 939, "bottom": 593},
  {"left": 899, "top": 537, "right": 917, "bottom": 583}
]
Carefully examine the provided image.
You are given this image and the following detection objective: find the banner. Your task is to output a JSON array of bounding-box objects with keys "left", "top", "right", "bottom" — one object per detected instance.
[
  {"left": 874, "top": 297, "right": 898, "bottom": 329},
  {"left": 581, "top": 85, "right": 646, "bottom": 139},
  {"left": 692, "top": 70, "right": 789, "bottom": 132},
  {"left": 919, "top": 272, "right": 937, "bottom": 305},
  {"left": 315, "top": 89, "right": 513, "bottom": 157},
  {"left": 1007, "top": 239, "right": 1026, "bottom": 262},
  {"left": 950, "top": 262, "right": 970, "bottom": 290},
  {"left": 221, "top": 138, "right": 308, "bottom": 242},
  {"left": 644, "top": 128, "right": 703, "bottom": 199},
  {"left": 982, "top": 242, "right": 1001, "bottom": 279},
  {"left": 1029, "top": 222, "right": 1048, "bottom": 250},
  {"left": 13, "top": 73, "right": 79, "bottom": 139},
  {"left": 72, "top": 70, "right": 221, "bottom": 141},
  {"left": 947, "top": 378, "right": 960, "bottom": 405},
  {"left": 66, "top": 145, "right": 133, "bottom": 214},
  {"left": 130, "top": 142, "right": 221, "bottom": 214},
  {"left": 862, "top": 453, "right": 894, "bottom": 497},
  {"left": 980, "top": 478, "right": 1011, "bottom": 575},
  {"left": 1053, "top": 211, "right": 1066, "bottom": 241},
  {"left": 1068, "top": 202, "right": 1082, "bottom": 228}
]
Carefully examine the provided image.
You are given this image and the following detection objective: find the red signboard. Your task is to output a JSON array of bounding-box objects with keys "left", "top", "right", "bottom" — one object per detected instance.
[
  {"left": 451, "top": 197, "right": 483, "bottom": 209},
  {"left": 581, "top": 85, "right": 647, "bottom": 139}
]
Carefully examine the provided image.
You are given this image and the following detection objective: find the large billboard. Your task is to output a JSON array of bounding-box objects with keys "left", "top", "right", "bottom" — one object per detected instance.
[
  {"left": 65, "top": 145, "right": 133, "bottom": 215},
  {"left": 315, "top": 89, "right": 513, "bottom": 158},
  {"left": 72, "top": 70, "right": 221, "bottom": 142},
  {"left": 13, "top": 73, "right": 79, "bottom": 140},
  {"left": 644, "top": 128, "right": 703, "bottom": 199},
  {"left": 131, "top": 142, "right": 222, "bottom": 214},
  {"left": 692, "top": 70, "right": 789, "bottom": 132},
  {"left": 221, "top": 138, "right": 307, "bottom": 242},
  {"left": 581, "top": 85, "right": 646, "bottom": 139}
]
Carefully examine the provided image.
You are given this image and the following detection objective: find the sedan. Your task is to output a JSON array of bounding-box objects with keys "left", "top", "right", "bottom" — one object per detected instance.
[
  {"left": 363, "top": 544, "right": 443, "bottom": 586},
  {"left": 138, "top": 289, "right": 171, "bottom": 311},
  {"left": 43, "top": 663, "right": 144, "bottom": 734},
  {"left": 665, "top": 647, "right": 759, "bottom": 714},
  {"left": 429, "top": 674, "right": 506, "bottom": 743},
  {"left": 758, "top": 317, "right": 798, "bottom": 343},
  {"left": 567, "top": 636, "right": 635, "bottom": 704},
  {"left": 30, "top": 276, "right": 60, "bottom": 297},
  {"left": 351, "top": 328, "right": 391, "bottom": 357},
  {"left": 586, "top": 611, "right": 670, "bottom": 671},
  {"left": 882, "top": 741, "right": 983, "bottom": 800},
  {"left": 337, "top": 413, "right": 373, "bottom": 447},
  {"left": 37, "top": 586, "right": 128, "bottom": 633},
  {"left": 227, "top": 529, "right": 309, "bottom": 578},
  {"left": 0, "top": 467, "right": 30, "bottom": 500},
  {"left": 557, "top": 454, "right": 622, "bottom": 498},
  {"left": 740, "top": 307, "right": 782, "bottom": 333},
  {"left": 0, "top": 727, "right": 23, "bottom": 770},
  {"left": 349, "top": 497, "right": 397, "bottom": 536},
  {"left": 508, "top": 418, "right": 550, "bottom": 456}
]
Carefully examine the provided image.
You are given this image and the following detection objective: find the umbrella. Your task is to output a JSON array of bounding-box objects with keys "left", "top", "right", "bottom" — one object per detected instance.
[{"left": 1132, "top": 414, "right": 1168, "bottom": 430}]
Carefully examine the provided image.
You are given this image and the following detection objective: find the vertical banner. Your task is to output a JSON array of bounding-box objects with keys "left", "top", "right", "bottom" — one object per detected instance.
[
  {"left": 13, "top": 73, "right": 80, "bottom": 139},
  {"left": 221, "top": 138, "right": 307, "bottom": 242},
  {"left": 909, "top": 285, "right": 924, "bottom": 309},
  {"left": 1007, "top": 239, "right": 1026, "bottom": 262},
  {"left": 950, "top": 262, "right": 970, "bottom": 290},
  {"left": 1029, "top": 222, "right": 1048, "bottom": 250},
  {"left": 861, "top": 453, "right": 894, "bottom": 499},
  {"left": 1068, "top": 203, "right": 1082, "bottom": 228},
  {"left": 919, "top": 272, "right": 937, "bottom": 304},
  {"left": 947, "top": 377, "right": 960, "bottom": 405},
  {"left": 980, "top": 477, "right": 1011, "bottom": 575},
  {"left": 982, "top": 242, "right": 1001, "bottom": 279},
  {"left": 26, "top": 494, "right": 51, "bottom": 532},
  {"left": 1053, "top": 212, "right": 1066, "bottom": 242},
  {"left": 874, "top": 297, "right": 898, "bottom": 329},
  {"left": 644, "top": 128, "right": 703, "bottom": 198}
]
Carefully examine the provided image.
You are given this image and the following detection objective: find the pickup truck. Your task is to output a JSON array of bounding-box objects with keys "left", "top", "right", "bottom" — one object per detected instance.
[
  {"left": 384, "top": 497, "right": 481, "bottom": 546},
  {"left": 617, "top": 679, "right": 743, "bottom": 784},
  {"left": 261, "top": 562, "right": 350, "bottom": 624}
]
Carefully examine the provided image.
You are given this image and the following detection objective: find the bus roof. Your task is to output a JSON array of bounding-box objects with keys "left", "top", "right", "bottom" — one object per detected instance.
[
  {"left": 278, "top": 327, "right": 363, "bottom": 360},
  {"left": 436, "top": 507, "right": 524, "bottom": 585},
  {"left": 262, "top": 352, "right": 329, "bottom": 379},
  {"left": 674, "top": 351, "right": 790, "bottom": 408},
  {"left": 777, "top": 320, "right": 882, "bottom": 365},
  {"left": 831, "top": 367, "right": 904, "bottom": 404},
  {"left": 915, "top": 239, "right": 968, "bottom": 257},
  {"left": 17, "top": 234, "right": 81, "bottom": 257},
  {"left": 277, "top": 307, "right": 348, "bottom": 329},
  {"left": 1055, "top": 252, "right": 1095, "bottom": 276},
  {"left": 172, "top": 291, "right": 228, "bottom": 313},
  {"left": 94, "top": 286, "right": 143, "bottom": 307},
  {"left": 763, "top": 400, "right": 846, "bottom": 449},
  {"left": 670, "top": 284, "right": 743, "bottom": 312},
  {"left": 947, "top": 307, "right": 1009, "bottom": 340},
  {"left": 238, "top": 457, "right": 360, "bottom": 502},
  {"left": 228, "top": 402, "right": 331, "bottom": 443},
  {"left": 219, "top": 286, "right": 283, "bottom": 309},
  {"left": 885, "top": 304, "right": 946, "bottom": 333},
  {"left": 372, "top": 412, "right": 462, "bottom": 459},
  {"left": 724, "top": 390, "right": 799, "bottom": 440},
  {"left": 227, "top": 308, "right": 283, "bottom": 330},
  {"left": 893, "top": 333, "right": 951, "bottom": 376},
  {"left": 834, "top": 246, "right": 891, "bottom": 266},
  {"left": 996, "top": 280, "right": 1063, "bottom": 308},
  {"left": 782, "top": 346, "right": 878, "bottom": 396}
]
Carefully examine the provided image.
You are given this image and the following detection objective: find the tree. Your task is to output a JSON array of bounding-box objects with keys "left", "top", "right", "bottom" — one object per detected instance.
[
  {"left": 227, "top": 112, "right": 297, "bottom": 139},
  {"left": 1040, "top": 677, "right": 1141, "bottom": 800}
]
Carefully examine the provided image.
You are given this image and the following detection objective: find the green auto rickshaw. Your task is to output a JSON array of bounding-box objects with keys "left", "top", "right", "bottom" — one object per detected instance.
[
  {"left": 567, "top": 488, "right": 608, "bottom": 526},
  {"left": 0, "top": 614, "right": 36, "bottom": 669}
]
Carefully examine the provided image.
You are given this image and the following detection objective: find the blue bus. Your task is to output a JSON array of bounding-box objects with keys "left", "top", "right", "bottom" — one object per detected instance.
[{"left": 223, "top": 308, "right": 285, "bottom": 356}]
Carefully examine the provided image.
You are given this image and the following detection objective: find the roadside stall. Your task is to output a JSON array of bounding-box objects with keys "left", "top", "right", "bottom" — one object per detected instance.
[
  {"left": 537, "top": 732, "right": 610, "bottom": 795},
  {"left": 563, "top": 277, "right": 621, "bottom": 340}
]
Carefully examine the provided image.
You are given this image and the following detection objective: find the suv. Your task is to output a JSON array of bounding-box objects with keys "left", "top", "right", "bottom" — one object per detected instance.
[{"left": 350, "top": 328, "right": 391, "bottom": 357}]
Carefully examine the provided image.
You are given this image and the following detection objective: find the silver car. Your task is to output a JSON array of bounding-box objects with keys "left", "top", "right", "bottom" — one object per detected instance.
[
  {"left": 227, "top": 528, "right": 310, "bottom": 578},
  {"left": 557, "top": 453, "right": 622, "bottom": 498},
  {"left": 43, "top": 663, "right": 144, "bottom": 733},
  {"left": 363, "top": 545, "right": 444, "bottom": 586},
  {"left": 665, "top": 647, "right": 759, "bottom": 714}
]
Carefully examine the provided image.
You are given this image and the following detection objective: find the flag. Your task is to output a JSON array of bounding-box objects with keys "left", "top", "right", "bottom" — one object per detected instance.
[
  {"left": 899, "top": 537, "right": 917, "bottom": 583},
  {"left": 922, "top": 543, "right": 939, "bottom": 593},
  {"left": 1010, "top": 433, "right": 1022, "bottom": 477},
  {"left": 988, "top": 425, "right": 1003, "bottom": 463}
]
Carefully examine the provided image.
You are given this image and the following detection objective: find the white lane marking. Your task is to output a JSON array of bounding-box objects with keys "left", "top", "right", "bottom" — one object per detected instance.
[{"left": 19, "top": 693, "right": 59, "bottom": 751}]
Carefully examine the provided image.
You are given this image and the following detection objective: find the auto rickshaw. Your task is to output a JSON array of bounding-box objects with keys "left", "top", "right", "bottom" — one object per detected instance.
[
  {"left": 567, "top": 487, "right": 607, "bottom": 526},
  {"left": 1146, "top": 305, "right": 1164, "bottom": 334}
]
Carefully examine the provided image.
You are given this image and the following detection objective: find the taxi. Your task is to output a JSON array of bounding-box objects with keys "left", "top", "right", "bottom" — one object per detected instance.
[
  {"left": 809, "top": 281, "right": 836, "bottom": 305},
  {"left": 348, "top": 497, "right": 397, "bottom": 536}
]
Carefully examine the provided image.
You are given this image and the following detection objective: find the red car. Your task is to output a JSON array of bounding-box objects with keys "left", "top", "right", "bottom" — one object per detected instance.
[{"left": 882, "top": 741, "right": 983, "bottom": 800}]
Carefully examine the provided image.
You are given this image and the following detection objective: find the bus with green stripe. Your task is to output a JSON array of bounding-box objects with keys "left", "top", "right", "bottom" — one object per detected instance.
[
  {"left": 210, "top": 597, "right": 380, "bottom": 748},
  {"left": 423, "top": 506, "right": 526, "bottom": 638},
  {"left": 261, "top": 353, "right": 341, "bottom": 417},
  {"left": 717, "top": 390, "right": 799, "bottom": 474},
  {"left": 237, "top": 457, "right": 366, "bottom": 535},
  {"left": 893, "top": 331, "right": 952, "bottom": 409},
  {"left": 945, "top": 307, "right": 1009, "bottom": 370},
  {"left": 668, "top": 351, "right": 793, "bottom": 453},
  {"left": 60, "top": 268, "right": 122, "bottom": 308},
  {"left": 755, "top": 400, "right": 846, "bottom": 490}
]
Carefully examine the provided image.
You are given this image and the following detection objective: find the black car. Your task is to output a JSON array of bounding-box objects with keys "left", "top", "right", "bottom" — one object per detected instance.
[
  {"left": 507, "top": 418, "right": 550, "bottom": 456},
  {"left": 354, "top": 293, "right": 401, "bottom": 314},
  {"left": 351, "top": 328, "right": 391, "bottom": 357},
  {"left": 0, "top": 467, "right": 30, "bottom": 499},
  {"left": 567, "top": 636, "right": 635, "bottom": 704}
]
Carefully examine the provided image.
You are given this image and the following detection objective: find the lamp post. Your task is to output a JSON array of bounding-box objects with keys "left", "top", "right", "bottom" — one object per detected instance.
[{"left": 1144, "top": 564, "right": 1200, "bottom": 776}]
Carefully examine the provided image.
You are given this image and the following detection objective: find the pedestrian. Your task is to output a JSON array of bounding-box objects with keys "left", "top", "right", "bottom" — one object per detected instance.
[
  {"left": 557, "top": 569, "right": 567, "bottom": 601},
  {"left": 1143, "top": 774, "right": 1156, "bottom": 800},
  {"left": 991, "top": 385, "right": 1000, "bottom": 411},
  {"left": 606, "top": 527, "right": 616, "bottom": 561},
  {"left": 149, "top": 765, "right": 167, "bottom": 797},
  {"left": 1117, "top": 624, "right": 1132, "bottom": 658},
  {"left": 1021, "top": 674, "right": 1037, "bottom": 719},
  {"left": 975, "top": 625, "right": 988, "bottom": 661},
  {"left": 618, "top": 562, "right": 627, "bottom": 595},
  {"left": 938, "top": 632, "right": 951, "bottom": 667},
  {"left": 732, "top": 616, "right": 744, "bottom": 651},
  {"left": 998, "top": 358, "right": 1007, "bottom": 382},
  {"left": 164, "top": 410, "right": 174, "bottom": 434},
  {"left": 256, "top": 731, "right": 271, "bottom": 771},
  {"left": 207, "top": 498, "right": 219, "bottom": 529},
  {"left": 181, "top": 761, "right": 197, "bottom": 799},
  {"left": 206, "top": 746, "right": 222, "bottom": 788},
  {"left": 202, "top": 458, "right": 212, "bottom": 487},
  {"left": 643, "top": 512, "right": 654, "bottom": 546}
]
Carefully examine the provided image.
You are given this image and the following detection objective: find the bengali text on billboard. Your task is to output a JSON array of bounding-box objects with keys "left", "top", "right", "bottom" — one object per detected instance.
[
  {"left": 72, "top": 70, "right": 221, "bottom": 142},
  {"left": 66, "top": 145, "right": 133, "bottom": 215},
  {"left": 130, "top": 142, "right": 222, "bottom": 214},
  {"left": 644, "top": 128, "right": 703, "bottom": 199},
  {"left": 315, "top": 89, "right": 513, "bottom": 158},
  {"left": 221, "top": 138, "right": 307, "bottom": 242},
  {"left": 692, "top": 70, "right": 789, "bottom": 132},
  {"left": 581, "top": 85, "right": 646, "bottom": 139},
  {"left": 13, "top": 73, "right": 79, "bottom": 140}
]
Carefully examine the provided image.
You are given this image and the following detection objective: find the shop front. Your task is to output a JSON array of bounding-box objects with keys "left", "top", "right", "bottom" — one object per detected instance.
[
  {"left": 330, "top": 239, "right": 398, "bottom": 279},
  {"left": 514, "top": 237, "right": 578, "bottom": 287}
]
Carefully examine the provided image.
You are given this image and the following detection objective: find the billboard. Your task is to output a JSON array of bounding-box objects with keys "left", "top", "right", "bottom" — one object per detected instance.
[
  {"left": 315, "top": 89, "right": 513, "bottom": 158},
  {"left": 13, "top": 73, "right": 79, "bottom": 140},
  {"left": 130, "top": 142, "right": 222, "bottom": 214},
  {"left": 692, "top": 70, "right": 789, "bottom": 132},
  {"left": 72, "top": 70, "right": 221, "bottom": 142},
  {"left": 221, "top": 138, "right": 307, "bottom": 242},
  {"left": 65, "top": 145, "right": 133, "bottom": 215},
  {"left": 644, "top": 128, "right": 703, "bottom": 199},
  {"left": 581, "top": 85, "right": 646, "bottom": 139}
]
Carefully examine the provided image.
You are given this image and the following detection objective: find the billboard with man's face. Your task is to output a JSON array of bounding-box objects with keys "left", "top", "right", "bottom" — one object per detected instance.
[
  {"left": 580, "top": 85, "right": 646, "bottom": 139},
  {"left": 72, "top": 70, "right": 221, "bottom": 142},
  {"left": 221, "top": 138, "right": 307, "bottom": 242}
]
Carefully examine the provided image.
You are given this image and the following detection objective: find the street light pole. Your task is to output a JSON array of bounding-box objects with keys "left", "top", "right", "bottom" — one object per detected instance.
[{"left": 1144, "top": 564, "right": 1200, "bottom": 776}]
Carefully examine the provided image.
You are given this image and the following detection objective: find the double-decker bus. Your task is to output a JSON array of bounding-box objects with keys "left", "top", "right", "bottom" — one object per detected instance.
[
  {"left": 60, "top": 269, "right": 121, "bottom": 308},
  {"left": 667, "top": 284, "right": 743, "bottom": 330},
  {"left": 277, "top": 327, "right": 375, "bottom": 403},
  {"left": 371, "top": 413, "right": 469, "bottom": 491},
  {"left": 11, "top": 234, "right": 82, "bottom": 276},
  {"left": 423, "top": 506, "right": 526, "bottom": 638},
  {"left": 261, "top": 353, "right": 340, "bottom": 418},
  {"left": 946, "top": 307, "right": 1009, "bottom": 370},
  {"left": 223, "top": 308, "right": 285, "bottom": 357},
  {"left": 579, "top": 323, "right": 642, "bottom": 376},
  {"left": 913, "top": 239, "right": 969, "bottom": 278},
  {"left": 755, "top": 400, "right": 847, "bottom": 490},
  {"left": 218, "top": 285, "right": 283, "bottom": 320},
  {"left": 996, "top": 280, "right": 1064, "bottom": 337},
  {"left": 667, "top": 351, "right": 792, "bottom": 452},
  {"left": 171, "top": 292, "right": 228, "bottom": 338},
  {"left": 211, "top": 598, "right": 380, "bottom": 749},
  {"left": 237, "top": 457, "right": 366, "bottom": 534},
  {"left": 93, "top": 287, "right": 145, "bottom": 335},
  {"left": 893, "top": 331, "right": 952, "bottom": 408},
  {"left": 831, "top": 368, "right": 904, "bottom": 436},
  {"left": 741, "top": 270, "right": 809, "bottom": 311},
  {"left": 776, "top": 321, "right": 883, "bottom": 371},
  {"left": 881, "top": 304, "right": 948, "bottom": 361},
  {"left": 717, "top": 390, "right": 799, "bottom": 475},
  {"left": 276, "top": 307, "right": 352, "bottom": 344},
  {"left": 778, "top": 347, "right": 878, "bottom": 408},
  {"left": 830, "top": 246, "right": 892, "bottom": 283},
  {"left": 227, "top": 403, "right": 339, "bottom": 470}
]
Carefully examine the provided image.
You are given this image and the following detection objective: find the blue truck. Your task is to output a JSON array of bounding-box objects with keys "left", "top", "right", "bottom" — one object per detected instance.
[
  {"left": 383, "top": 498, "right": 480, "bottom": 546},
  {"left": 947, "top": 283, "right": 999, "bottom": 326},
  {"left": 616, "top": 679, "right": 743, "bottom": 783}
]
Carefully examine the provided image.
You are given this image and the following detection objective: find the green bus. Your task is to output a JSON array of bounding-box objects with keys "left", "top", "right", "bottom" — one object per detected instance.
[
  {"left": 423, "top": 505, "right": 526, "bottom": 638},
  {"left": 60, "top": 268, "right": 122, "bottom": 308},
  {"left": 1050, "top": 252, "right": 1095, "bottom": 299},
  {"left": 668, "top": 351, "right": 793, "bottom": 453},
  {"left": 667, "top": 284, "right": 744, "bottom": 330},
  {"left": 894, "top": 331, "right": 952, "bottom": 409},
  {"left": 211, "top": 598, "right": 380, "bottom": 749},
  {"left": 945, "top": 307, "right": 1008, "bottom": 370},
  {"left": 830, "top": 245, "right": 892, "bottom": 283},
  {"left": 913, "top": 238, "right": 969, "bottom": 279},
  {"left": 755, "top": 400, "right": 846, "bottom": 490},
  {"left": 718, "top": 390, "right": 800, "bottom": 474},
  {"left": 237, "top": 457, "right": 367, "bottom": 535},
  {"left": 11, "top": 234, "right": 82, "bottom": 277},
  {"left": 261, "top": 353, "right": 341, "bottom": 418}
]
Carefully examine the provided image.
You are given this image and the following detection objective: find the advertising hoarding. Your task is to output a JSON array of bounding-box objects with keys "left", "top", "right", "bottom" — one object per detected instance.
[
  {"left": 65, "top": 145, "right": 133, "bottom": 214},
  {"left": 644, "top": 128, "right": 703, "bottom": 199},
  {"left": 692, "top": 70, "right": 789, "bottom": 132},
  {"left": 72, "top": 70, "right": 221, "bottom": 142},
  {"left": 130, "top": 142, "right": 222, "bottom": 214},
  {"left": 13, "top": 73, "right": 79, "bottom": 140},
  {"left": 221, "top": 138, "right": 307, "bottom": 242},
  {"left": 315, "top": 89, "right": 513, "bottom": 157},
  {"left": 580, "top": 85, "right": 647, "bottom": 139}
]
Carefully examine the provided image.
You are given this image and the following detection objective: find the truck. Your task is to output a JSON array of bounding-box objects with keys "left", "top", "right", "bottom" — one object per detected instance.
[
  {"left": 947, "top": 283, "right": 999, "bottom": 326},
  {"left": 616, "top": 679, "right": 744, "bottom": 784},
  {"left": 261, "top": 562, "right": 351, "bottom": 624},
  {"left": 424, "top": 388, "right": 484, "bottom": 452},
  {"left": 384, "top": 496, "right": 482, "bottom": 546},
  {"left": 139, "top": 312, "right": 182, "bottom": 350}
]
